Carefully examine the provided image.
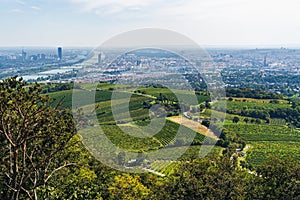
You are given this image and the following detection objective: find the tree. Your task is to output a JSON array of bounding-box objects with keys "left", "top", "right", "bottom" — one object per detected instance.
[
  {"left": 108, "top": 174, "right": 149, "bottom": 200},
  {"left": 232, "top": 116, "right": 240, "bottom": 123},
  {"left": 205, "top": 100, "right": 211, "bottom": 109},
  {"left": 201, "top": 119, "right": 210, "bottom": 127},
  {"left": 243, "top": 117, "right": 249, "bottom": 124},
  {"left": 247, "top": 157, "right": 300, "bottom": 199},
  {"left": 152, "top": 157, "right": 249, "bottom": 200},
  {"left": 0, "top": 76, "right": 78, "bottom": 200}
]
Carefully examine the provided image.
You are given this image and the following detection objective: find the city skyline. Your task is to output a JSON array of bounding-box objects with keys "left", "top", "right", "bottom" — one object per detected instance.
[{"left": 0, "top": 0, "right": 300, "bottom": 47}]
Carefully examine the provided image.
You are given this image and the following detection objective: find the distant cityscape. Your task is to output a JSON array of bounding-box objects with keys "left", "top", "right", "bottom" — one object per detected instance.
[{"left": 0, "top": 47, "right": 300, "bottom": 96}]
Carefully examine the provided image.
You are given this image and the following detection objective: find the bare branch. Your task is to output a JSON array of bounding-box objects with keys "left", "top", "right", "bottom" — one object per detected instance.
[{"left": 44, "top": 163, "right": 78, "bottom": 183}]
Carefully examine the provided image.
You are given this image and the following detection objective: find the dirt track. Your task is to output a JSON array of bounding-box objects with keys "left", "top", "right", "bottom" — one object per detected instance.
[{"left": 167, "top": 116, "right": 219, "bottom": 140}]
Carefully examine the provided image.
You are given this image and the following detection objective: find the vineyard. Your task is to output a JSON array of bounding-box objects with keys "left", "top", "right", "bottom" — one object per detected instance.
[
  {"left": 224, "top": 123, "right": 300, "bottom": 167},
  {"left": 224, "top": 124, "right": 300, "bottom": 142},
  {"left": 150, "top": 161, "right": 180, "bottom": 176},
  {"left": 223, "top": 99, "right": 290, "bottom": 111},
  {"left": 246, "top": 141, "right": 300, "bottom": 168},
  {"left": 47, "top": 89, "right": 114, "bottom": 109},
  {"left": 148, "top": 145, "right": 223, "bottom": 161},
  {"left": 137, "top": 86, "right": 210, "bottom": 104},
  {"left": 95, "top": 95, "right": 152, "bottom": 124},
  {"left": 46, "top": 83, "right": 300, "bottom": 174},
  {"left": 149, "top": 145, "right": 223, "bottom": 175},
  {"left": 99, "top": 120, "right": 215, "bottom": 152}
]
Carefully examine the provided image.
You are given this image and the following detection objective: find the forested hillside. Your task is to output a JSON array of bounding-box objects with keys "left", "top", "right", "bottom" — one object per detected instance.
[{"left": 0, "top": 77, "right": 299, "bottom": 200}]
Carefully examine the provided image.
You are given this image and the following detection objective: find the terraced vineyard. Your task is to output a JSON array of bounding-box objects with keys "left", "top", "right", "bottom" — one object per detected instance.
[
  {"left": 148, "top": 145, "right": 223, "bottom": 161},
  {"left": 137, "top": 86, "right": 210, "bottom": 104},
  {"left": 225, "top": 124, "right": 300, "bottom": 142},
  {"left": 95, "top": 95, "right": 152, "bottom": 124},
  {"left": 246, "top": 141, "right": 300, "bottom": 168},
  {"left": 150, "top": 161, "right": 180, "bottom": 176},
  {"left": 47, "top": 89, "right": 114, "bottom": 109},
  {"left": 48, "top": 85, "right": 299, "bottom": 173},
  {"left": 149, "top": 145, "right": 223, "bottom": 175},
  {"left": 100, "top": 120, "right": 215, "bottom": 152},
  {"left": 224, "top": 123, "right": 300, "bottom": 167}
]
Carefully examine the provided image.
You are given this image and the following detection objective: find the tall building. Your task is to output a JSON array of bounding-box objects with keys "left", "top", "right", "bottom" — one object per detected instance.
[
  {"left": 98, "top": 53, "right": 102, "bottom": 65},
  {"left": 263, "top": 55, "right": 268, "bottom": 67},
  {"left": 58, "top": 47, "right": 62, "bottom": 60},
  {"left": 21, "top": 49, "right": 27, "bottom": 61}
]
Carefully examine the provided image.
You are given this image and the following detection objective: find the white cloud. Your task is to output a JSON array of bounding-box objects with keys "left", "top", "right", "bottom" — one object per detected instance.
[
  {"left": 30, "top": 6, "right": 41, "bottom": 10},
  {"left": 16, "top": 0, "right": 26, "bottom": 5},
  {"left": 68, "top": 0, "right": 300, "bottom": 21},
  {"left": 69, "top": 0, "right": 183, "bottom": 15}
]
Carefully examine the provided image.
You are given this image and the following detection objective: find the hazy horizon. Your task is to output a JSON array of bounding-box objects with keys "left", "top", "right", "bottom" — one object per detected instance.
[{"left": 1, "top": 0, "right": 300, "bottom": 47}]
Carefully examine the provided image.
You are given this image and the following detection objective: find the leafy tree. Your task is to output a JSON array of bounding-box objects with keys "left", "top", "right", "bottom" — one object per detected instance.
[
  {"left": 265, "top": 117, "right": 271, "bottom": 124},
  {"left": 233, "top": 116, "right": 240, "bottom": 123},
  {"left": 247, "top": 157, "right": 300, "bottom": 199},
  {"left": 201, "top": 119, "right": 210, "bottom": 127},
  {"left": 108, "top": 174, "right": 149, "bottom": 200},
  {"left": 244, "top": 117, "right": 249, "bottom": 123},
  {"left": 0, "top": 76, "right": 78, "bottom": 200},
  {"left": 205, "top": 100, "right": 211, "bottom": 109},
  {"left": 255, "top": 119, "right": 261, "bottom": 124},
  {"left": 152, "top": 157, "right": 249, "bottom": 200}
]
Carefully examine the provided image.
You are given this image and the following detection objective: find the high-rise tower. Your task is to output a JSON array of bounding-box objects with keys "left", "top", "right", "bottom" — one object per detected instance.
[
  {"left": 263, "top": 55, "right": 268, "bottom": 67},
  {"left": 98, "top": 53, "right": 102, "bottom": 65},
  {"left": 58, "top": 47, "right": 62, "bottom": 60},
  {"left": 21, "top": 49, "right": 27, "bottom": 61}
]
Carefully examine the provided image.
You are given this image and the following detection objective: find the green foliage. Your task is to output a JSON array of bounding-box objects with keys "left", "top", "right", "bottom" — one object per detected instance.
[
  {"left": 99, "top": 120, "right": 212, "bottom": 152},
  {"left": 201, "top": 119, "right": 210, "bottom": 127},
  {"left": 108, "top": 174, "right": 150, "bottom": 200},
  {"left": 225, "top": 124, "right": 300, "bottom": 142},
  {"left": 95, "top": 95, "right": 152, "bottom": 125},
  {"left": 47, "top": 89, "right": 114, "bottom": 109},
  {"left": 247, "top": 157, "right": 300, "bottom": 199},
  {"left": 246, "top": 142, "right": 300, "bottom": 168},
  {"left": 4, "top": 80, "right": 297, "bottom": 199},
  {"left": 232, "top": 116, "right": 240, "bottom": 123},
  {"left": 226, "top": 88, "right": 284, "bottom": 99},
  {"left": 0, "top": 76, "right": 77, "bottom": 200},
  {"left": 150, "top": 161, "right": 180, "bottom": 176},
  {"left": 225, "top": 123, "right": 300, "bottom": 167},
  {"left": 149, "top": 157, "right": 249, "bottom": 199},
  {"left": 41, "top": 82, "right": 74, "bottom": 94},
  {"left": 147, "top": 145, "right": 223, "bottom": 162}
]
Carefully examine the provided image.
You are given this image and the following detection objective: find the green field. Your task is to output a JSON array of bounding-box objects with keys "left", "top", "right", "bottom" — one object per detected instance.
[
  {"left": 225, "top": 124, "right": 300, "bottom": 142},
  {"left": 224, "top": 99, "right": 290, "bottom": 111},
  {"left": 246, "top": 141, "right": 300, "bottom": 168},
  {"left": 47, "top": 89, "right": 114, "bottom": 109},
  {"left": 224, "top": 123, "right": 300, "bottom": 167},
  {"left": 47, "top": 85, "right": 299, "bottom": 172},
  {"left": 149, "top": 145, "right": 223, "bottom": 175},
  {"left": 135, "top": 86, "right": 210, "bottom": 104},
  {"left": 99, "top": 119, "right": 216, "bottom": 152}
]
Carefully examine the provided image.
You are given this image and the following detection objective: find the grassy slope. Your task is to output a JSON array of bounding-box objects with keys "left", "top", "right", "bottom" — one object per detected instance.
[{"left": 47, "top": 87, "right": 298, "bottom": 169}]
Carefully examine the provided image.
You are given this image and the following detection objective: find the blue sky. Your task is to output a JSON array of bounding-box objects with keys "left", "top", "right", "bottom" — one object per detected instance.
[{"left": 1, "top": 0, "right": 300, "bottom": 47}]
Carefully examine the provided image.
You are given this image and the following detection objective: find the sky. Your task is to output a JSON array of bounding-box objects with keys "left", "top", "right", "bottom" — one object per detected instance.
[{"left": 0, "top": 0, "right": 300, "bottom": 47}]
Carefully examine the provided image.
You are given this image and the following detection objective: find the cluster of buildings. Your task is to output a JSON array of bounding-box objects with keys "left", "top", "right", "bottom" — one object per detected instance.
[
  {"left": 0, "top": 47, "right": 63, "bottom": 62},
  {"left": 1, "top": 47, "right": 299, "bottom": 96},
  {"left": 209, "top": 49, "right": 300, "bottom": 95}
]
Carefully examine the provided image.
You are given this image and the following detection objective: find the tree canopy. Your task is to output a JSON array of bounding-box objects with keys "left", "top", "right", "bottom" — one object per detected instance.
[{"left": 0, "top": 76, "right": 77, "bottom": 200}]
